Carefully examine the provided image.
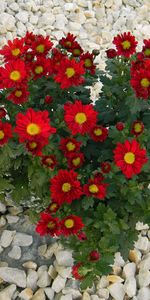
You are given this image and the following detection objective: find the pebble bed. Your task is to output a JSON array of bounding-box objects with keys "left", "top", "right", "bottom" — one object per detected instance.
[{"left": 0, "top": 0, "right": 150, "bottom": 299}]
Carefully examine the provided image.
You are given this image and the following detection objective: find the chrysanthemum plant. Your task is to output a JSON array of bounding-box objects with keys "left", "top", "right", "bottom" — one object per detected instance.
[{"left": 0, "top": 31, "right": 150, "bottom": 288}]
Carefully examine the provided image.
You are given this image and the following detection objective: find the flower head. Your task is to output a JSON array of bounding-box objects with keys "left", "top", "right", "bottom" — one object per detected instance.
[
  {"left": 0, "top": 60, "right": 28, "bottom": 89},
  {"left": 83, "top": 178, "right": 107, "bottom": 200},
  {"left": 131, "top": 121, "right": 144, "bottom": 136},
  {"left": 89, "top": 250, "right": 100, "bottom": 262},
  {"left": 60, "top": 215, "right": 84, "bottom": 236},
  {"left": 90, "top": 125, "right": 108, "bottom": 142},
  {"left": 113, "top": 32, "right": 137, "bottom": 58},
  {"left": 41, "top": 155, "right": 57, "bottom": 170},
  {"left": 7, "top": 86, "right": 29, "bottom": 104},
  {"left": 114, "top": 139, "right": 148, "bottom": 178},
  {"left": 60, "top": 137, "right": 81, "bottom": 156},
  {"left": 36, "top": 212, "right": 60, "bottom": 236},
  {"left": 0, "top": 37, "right": 27, "bottom": 62},
  {"left": 80, "top": 52, "right": 96, "bottom": 75},
  {"left": 64, "top": 100, "right": 98, "bottom": 135},
  {"left": 72, "top": 262, "right": 85, "bottom": 280},
  {"left": 67, "top": 152, "right": 84, "bottom": 169},
  {"left": 0, "top": 121, "right": 12, "bottom": 146}
]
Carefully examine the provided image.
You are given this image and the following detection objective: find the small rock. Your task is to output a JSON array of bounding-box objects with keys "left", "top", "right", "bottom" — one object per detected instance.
[
  {"left": 0, "top": 245, "right": 3, "bottom": 254},
  {"left": 62, "top": 288, "right": 82, "bottom": 299},
  {"left": 123, "top": 262, "right": 136, "bottom": 279},
  {"left": 0, "top": 13, "right": 16, "bottom": 31},
  {"left": 113, "top": 252, "right": 125, "bottom": 267},
  {"left": 30, "top": 15, "right": 38, "bottom": 25},
  {"left": 13, "top": 232, "right": 33, "bottom": 247},
  {"left": 60, "top": 295, "right": 73, "bottom": 300},
  {"left": 8, "top": 246, "right": 21, "bottom": 260},
  {"left": 136, "top": 222, "right": 149, "bottom": 231},
  {"left": 55, "top": 251, "right": 74, "bottom": 267},
  {"left": 31, "top": 289, "right": 46, "bottom": 300},
  {"left": 44, "top": 287, "right": 55, "bottom": 300},
  {"left": 128, "top": 249, "right": 142, "bottom": 264},
  {"left": 138, "top": 253, "right": 150, "bottom": 270},
  {"left": 0, "top": 261, "right": 8, "bottom": 267},
  {"left": 0, "top": 267, "right": 26, "bottom": 288},
  {"left": 97, "top": 288, "right": 109, "bottom": 299},
  {"left": 54, "top": 261, "right": 71, "bottom": 278},
  {"left": 108, "top": 283, "right": 125, "bottom": 300},
  {"left": 38, "top": 244, "right": 47, "bottom": 257},
  {"left": 107, "top": 275, "right": 124, "bottom": 283},
  {"left": 69, "top": 22, "right": 81, "bottom": 31},
  {"left": 0, "top": 216, "right": 6, "bottom": 227},
  {"left": 124, "top": 277, "right": 136, "bottom": 297},
  {"left": 8, "top": 206, "right": 23, "bottom": 215},
  {"left": 23, "top": 261, "right": 37, "bottom": 271},
  {"left": 48, "top": 265, "right": 57, "bottom": 279},
  {"left": 91, "top": 296, "right": 99, "bottom": 300},
  {"left": 9, "top": 2, "right": 19, "bottom": 11},
  {"left": 64, "top": 3, "right": 75, "bottom": 11},
  {"left": 137, "top": 270, "right": 150, "bottom": 287},
  {"left": 97, "top": 276, "right": 109, "bottom": 289},
  {"left": 0, "top": 230, "right": 16, "bottom": 248},
  {"left": 37, "top": 265, "right": 48, "bottom": 277},
  {"left": 77, "top": 0, "right": 88, "bottom": 7},
  {"left": 37, "top": 271, "right": 51, "bottom": 288},
  {"left": 134, "top": 236, "right": 149, "bottom": 251},
  {"left": 6, "top": 215, "right": 19, "bottom": 224},
  {"left": 16, "top": 11, "right": 29, "bottom": 23},
  {"left": 52, "top": 275, "right": 67, "bottom": 293},
  {"left": 27, "top": 269, "right": 38, "bottom": 291},
  {"left": 19, "top": 288, "right": 33, "bottom": 300},
  {"left": 137, "top": 287, "right": 150, "bottom": 300},
  {"left": 0, "top": 201, "right": 6, "bottom": 213},
  {"left": 82, "top": 292, "right": 91, "bottom": 300},
  {"left": 0, "top": 284, "right": 16, "bottom": 300}
]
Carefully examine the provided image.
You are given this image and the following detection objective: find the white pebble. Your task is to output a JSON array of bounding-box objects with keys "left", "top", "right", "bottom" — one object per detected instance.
[
  {"left": 8, "top": 245, "right": 21, "bottom": 260},
  {"left": 0, "top": 230, "right": 16, "bottom": 248}
]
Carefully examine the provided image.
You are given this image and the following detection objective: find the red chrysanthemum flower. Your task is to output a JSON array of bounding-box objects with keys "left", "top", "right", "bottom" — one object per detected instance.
[
  {"left": 44, "top": 95, "right": 53, "bottom": 104},
  {"left": 14, "top": 108, "right": 56, "bottom": 143},
  {"left": 67, "top": 152, "right": 84, "bottom": 169},
  {"left": 50, "top": 169, "right": 82, "bottom": 205},
  {"left": 106, "top": 48, "right": 117, "bottom": 58},
  {"left": 0, "top": 108, "right": 6, "bottom": 118},
  {"left": 130, "top": 68, "right": 150, "bottom": 99},
  {"left": 93, "top": 172, "right": 104, "bottom": 182},
  {"left": 46, "top": 202, "right": 60, "bottom": 214},
  {"left": 116, "top": 122, "right": 125, "bottom": 131},
  {"left": 24, "top": 31, "right": 36, "bottom": 46},
  {"left": 69, "top": 41, "right": 83, "bottom": 57},
  {"left": 54, "top": 58, "right": 85, "bottom": 89},
  {"left": 83, "top": 178, "right": 107, "bottom": 200},
  {"left": 113, "top": 139, "right": 148, "bottom": 178},
  {"left": 80, "top": 52, "right": 96, "bottom": 75},
  {"left": 113, "top": 32, "right": 138, "bottom": 58},
  {"left": 26, "top": 140, "right": 48, "bottom": 156},
  {"left": 51, "top": 48, "right": 67, "bottom": 73},
  {"left": 64, "top": 100, "right": 98, "bottom": 135},
  {"left": 0, "top": 37, "right": 27, "bottom": 62},
  {"left": 0, "top": 121, "right": 12, "bottom": 146},
  {"left": 101, "top": 162, "right": 111, "bottom": 174},
  {"left": 41, "top": 155, "right": 57, "bottom": 170},
  {"left": 0, "top": 60, "right": 28, "bottom": 89},
  {"left": 60, "top": 137, "right": 81, "bottom": 156},
  {"left": 36, "top": 212, "right": 61, "bottom": 236},
  {"left": 60, "top": 215, "right": 84, "bottom": 236},
  {"left": 31, "top": 57, "right": 52, "bottom": 80},
  {"left": 31, "top": 35, "right": 53, "bottom": 56},
  {"left": 7, "top": 86, "right": 30, "bottom": 104},
  {"left": 72, "top": 263, "right": 85, "bottom": 280},
  {"left": 90, "top": 125, "right": 108, "bottom": 142},
  {"left": 131, "top": 121, "right": 144, "bottom": 136},
  {"left": 142, "top": 39, "right": 150, "bottom": 58},
  {"left": 59, "top": 33, "right": 77, "bottom": 50},
  {"left": 89, "top": 250, "right": 100, "bottom": 262}
]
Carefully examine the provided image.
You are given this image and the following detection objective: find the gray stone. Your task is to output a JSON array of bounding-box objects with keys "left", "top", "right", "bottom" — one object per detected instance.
[
  {"left": 0, "top": 284, "right": 16, "bottom": 300},
  {"left": 124, "top": 277, "right": 136, "bottom": 297},
  {"left": 137, "top": 270, "right": 150, "bottom": 287},
  {"left": 0, "top": 230, "right": 16, "bottom": 248},
  {"left": 0, "top": 216, "right": 6, "bottom": 227},
  {"left": 31, "top": 289, "right": 46, "bottom": 300},
  {"left": 27, "top": 269, "right": 38, "bottom": 291},
  {"left": 16, "top": 11, "right": 29, "bottom": 23},
  {"left": 52, "top": 275, "right": 67, "bottom": 293},
  {"left": 37, "top": 271, "right": 51, "bottom": 288},
  {"left": 108, "top": 283, "right": 125, "bottom": 300},
  {"left": 0, "top": 267, "right": 26, "bottom": 288},
  {"left": 8, "top": 245, "right": 21, "bottom": 260},
  {"left": 0, "top": 201, "right": 6, "bottom": 213},
  {"left": 6, "top": 215, "right": 19, "bottom": 224},
  {"left": 23, "top": 261, "right": 37, "bottom": 271},
  {"left": 44, "top": 287, "right": 55, "bottom": 300},
  {"left": 13, "top": 232, "right": 33, "bottom": 247},
  {"left": 19, "top": 288, "right": 33, "bottom": 300},
  {"left": 55, "top": 251, "right": 74, "bottom": 267}
]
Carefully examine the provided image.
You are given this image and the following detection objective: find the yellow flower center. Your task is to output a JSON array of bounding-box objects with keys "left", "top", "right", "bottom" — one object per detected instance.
[
  {"left": 124, "top": 152, "right": 135, "bottom": 164},
  {"left": 15, "top": 90, "right": 22, "bottom": 97},
  {"left": 141, "top": 78, "right": 150, "bottom": 88},
  {"left": 121, "top": 40, "right": 131, "bottom": 50},
  {"left": 36, "top": 44, "right": 45, "bottom": 53},
  {"left": 73, "top": 49, "right": 81, "bottom": 56},
  {"left": 94, "top": 128, "right": 102, "bottom": 136},
  {"left": 46, "top": 158, "right": 53, "bottom": 165},
  {"left": 11, "top": 48, "right": 21, "bottom": 56},
  {"left": 65, "top": 41, "right": 72, "bottom": 47},
  {"left": 35, "top": 66, "right": 44, "bottom": 74},
  {"left": 65, "top": 67, "right": 75, "bottom": 78},
  {"left": 29, "top": 142, "right": 37, "bottom": 149},
  {"left": 10, "top": 70, "right": 21, "bottom": 81},
  {"left": 49, "top": 203, "right": 57, "bottom": 211},
  {"left": 134, "top": 123, "right": 142, "bottom": 133},
  {"left": 62, "top": 182, "right": 71, "bottom": 192},
  {"left": 64, "top": 219, "right": 74, "bottom": 228},
  {"left": 47, "top": 221, "right": 55, "bottom": 229},
  {"left": 72, "top": 157, "right": 81, "bottom": 166},
  {"left": 0, "top": 130, "right": 4, "bottom": 140},
  {"left": 26, "top": 123, "right": 40, "bottom": 136},
  {"left": 84, "top": 58, "right": 92, "bottom": 67},
  {"left": 144, "top": 48, "right": 150, "bottom": 56},
  {"left": 89, "top": 184, "right": 99, "bottom": 193},
  {"left": 75, "top": 112, "right": 87, "bottom": 125},
  {"left": 66, "top": 142, "right": 76, "bottom": 151}
]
